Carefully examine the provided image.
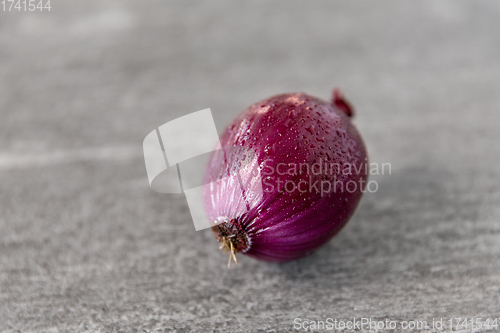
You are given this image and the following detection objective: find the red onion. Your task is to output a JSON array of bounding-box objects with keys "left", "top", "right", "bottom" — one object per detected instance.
[{"left": 203, "top": 89, "right": 368, "bottom": 264}]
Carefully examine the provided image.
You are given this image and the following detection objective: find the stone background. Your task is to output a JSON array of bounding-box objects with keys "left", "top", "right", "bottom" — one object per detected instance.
[{"left": 1, "top": 1, "right": 499, "bottom": 332}]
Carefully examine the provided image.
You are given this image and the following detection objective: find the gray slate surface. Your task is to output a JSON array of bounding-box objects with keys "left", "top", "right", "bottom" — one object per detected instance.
[{"left": 1, "top": 1, "right": 499, "bottom": 332}]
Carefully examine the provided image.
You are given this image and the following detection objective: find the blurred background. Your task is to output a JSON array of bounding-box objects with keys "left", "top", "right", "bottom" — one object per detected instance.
[{"left": 1, "top": 1, "right": 499, "bottom": 332}]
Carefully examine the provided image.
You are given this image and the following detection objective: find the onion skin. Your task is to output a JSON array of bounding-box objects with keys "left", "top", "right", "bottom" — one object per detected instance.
[{"left": 203, "top": 90, "right": 368, "bottom": 263}]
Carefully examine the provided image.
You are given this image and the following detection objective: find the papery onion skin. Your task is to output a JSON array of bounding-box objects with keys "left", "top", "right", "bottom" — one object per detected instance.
[{"left": 203, "top": 90, "right": 368, "bottom": 263}]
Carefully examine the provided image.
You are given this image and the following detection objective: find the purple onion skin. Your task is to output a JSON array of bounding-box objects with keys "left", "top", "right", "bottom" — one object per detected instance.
[{"left": 204, "top": 90, "right": 368, "bottom": 263}]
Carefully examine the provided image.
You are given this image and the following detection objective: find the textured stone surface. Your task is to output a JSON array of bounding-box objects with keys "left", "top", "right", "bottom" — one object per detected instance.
[{"left": 1, "top": 1, "right": 499, "bottom": 332}]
